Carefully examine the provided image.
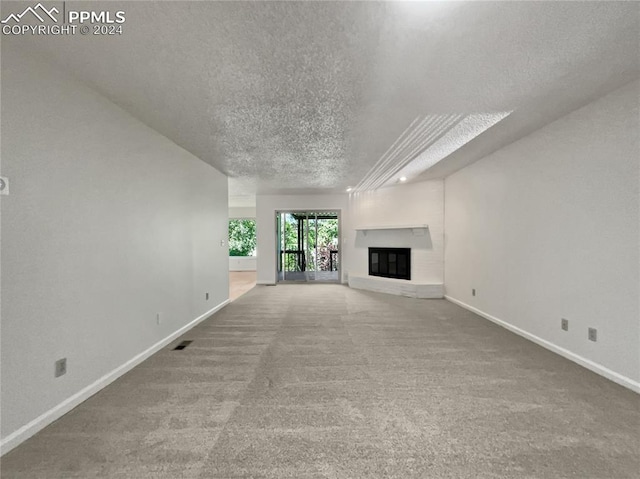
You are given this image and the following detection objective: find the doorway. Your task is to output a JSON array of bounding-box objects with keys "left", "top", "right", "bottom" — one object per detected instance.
[{"left": 276, "top": 211, "right": 340, "bottom": 282}]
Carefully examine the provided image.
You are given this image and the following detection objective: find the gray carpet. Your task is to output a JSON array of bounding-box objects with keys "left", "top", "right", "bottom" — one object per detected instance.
[{"left": 2, "top": 284, "right": 639, "bottom": 478}]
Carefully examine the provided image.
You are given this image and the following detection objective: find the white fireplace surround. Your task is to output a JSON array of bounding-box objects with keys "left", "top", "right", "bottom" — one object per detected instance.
[
  {"left": 349, "top": 224, "right": 443, "bottom": 299},
  {"left": 355, "top": 224, "right": 429, "bottom": 236},
  {"left": 348, "top": 274, "right": 444, "bottom": 299}
]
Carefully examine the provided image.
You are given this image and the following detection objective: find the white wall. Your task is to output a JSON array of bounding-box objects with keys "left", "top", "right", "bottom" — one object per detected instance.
[
  {"left": 229, "top": 206, "right": 256, "bottom": 219},
  {"left": 444, "top": 80, "right": 640, "bottom": 389},
  {"left": 345, "top": 181, "right": 444, "bottom": 285},
  {"left": 229, "top": 256, "right": 257, "bottom": 271},
  {"left": 0, "top": 43, "right": 230, "bottom": 450},
  {"left": 256, "top": 194, "right": 347, "bottom": 284}
]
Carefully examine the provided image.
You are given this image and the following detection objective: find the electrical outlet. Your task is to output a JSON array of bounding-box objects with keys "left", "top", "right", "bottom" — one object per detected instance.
[
  {"left": 561, "top": 318, "right": 568, "bottom": 331},
  {"left": 156, "top": 312, "right": 162, "bottom": 325},
  {"left": 205, "top": 292, "right": 209, "bottom": 300},
  {"left": 472, "top": 289, "right": 476, "bottom": 297},
  {"left": 0, "top": 177, "right": 9, "bottom": 196},
  {"left": 588, "top": 328, "right": 597, "bottom": 342},
  {"left": 55, "top": 358, "right": 67, "bottom": 377}
]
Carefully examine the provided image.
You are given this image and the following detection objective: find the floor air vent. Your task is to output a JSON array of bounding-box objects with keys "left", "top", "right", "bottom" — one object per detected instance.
[{"left": 173, "top": 340, "right": 193, "bottom": 350}]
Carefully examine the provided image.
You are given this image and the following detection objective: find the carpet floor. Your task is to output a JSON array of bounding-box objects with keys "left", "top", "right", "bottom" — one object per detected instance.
[{"left": 2, "top": 284, "right": 639, "bottom": 478}]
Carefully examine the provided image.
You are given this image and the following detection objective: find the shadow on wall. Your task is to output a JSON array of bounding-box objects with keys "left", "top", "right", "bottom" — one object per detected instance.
[{"left": 354, "top": 229, "right": 433, "bottom": 249}]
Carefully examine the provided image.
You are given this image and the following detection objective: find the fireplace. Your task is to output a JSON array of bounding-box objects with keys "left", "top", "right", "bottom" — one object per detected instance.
[{"left": 368, "top": 247, "right": 411, "bottom": 280}]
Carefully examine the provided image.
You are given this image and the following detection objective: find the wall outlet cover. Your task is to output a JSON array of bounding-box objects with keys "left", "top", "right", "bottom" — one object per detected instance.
[
  {"left": 0, "top": 177, "right": 9, "bottom": 196},
  {"left": 561, "top": 318, "right": 569, "bottom": 331},
  {"left": 55, "top": 358, "right": 67, "bottom": 377},
  {"left": 588, "top": 328, "right": 597, "bottom": 342}
]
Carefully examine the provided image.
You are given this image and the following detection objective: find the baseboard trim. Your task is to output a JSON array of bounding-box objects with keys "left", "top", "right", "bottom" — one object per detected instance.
[
  {"left": 444, "top": 295, "right": 640, "bottom": 394},
  {"left": 0, "top": 299, "right": 230, "bottom": 456},
  {"left": 256, "top": 280, "right": 276, "bottom": 285}
]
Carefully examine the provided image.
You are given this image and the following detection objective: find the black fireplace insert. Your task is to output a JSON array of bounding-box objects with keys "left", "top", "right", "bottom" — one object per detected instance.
[{"left": 368, "top": 247, "right": 411, "bottom": 280}]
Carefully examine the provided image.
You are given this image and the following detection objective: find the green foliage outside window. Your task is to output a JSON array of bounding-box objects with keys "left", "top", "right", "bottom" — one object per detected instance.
[
  {"left": 228, "top": 219, "right": 256, "bottom": 256},
  {"left": 282, "top": 217, "right": 338, "bottom": 250},
  {"left": 281, "top": 217, "right": 338, "bottom": 271}
]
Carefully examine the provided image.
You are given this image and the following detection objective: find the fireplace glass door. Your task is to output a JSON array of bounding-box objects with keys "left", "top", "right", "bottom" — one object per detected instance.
[{"left": 369, "top": 247, "right": 411, "bottom": 280}]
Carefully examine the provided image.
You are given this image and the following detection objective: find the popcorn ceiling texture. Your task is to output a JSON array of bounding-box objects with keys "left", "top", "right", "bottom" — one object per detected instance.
[
  {"left": 392, "top": 112, "right": 512, "bottom": 184},
  {"left": 5, "top": 1, "right": 638, "bottom": 195},
  {"left": 355, "top": 114, "right": 463, "bottom": 191}
]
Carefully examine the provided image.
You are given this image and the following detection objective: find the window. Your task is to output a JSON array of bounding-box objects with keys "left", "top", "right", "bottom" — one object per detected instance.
[{"left": 228, "top": 219, "right": 257, "bottom": 256}]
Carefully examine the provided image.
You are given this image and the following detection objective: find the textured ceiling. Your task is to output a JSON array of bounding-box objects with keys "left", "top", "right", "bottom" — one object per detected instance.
[{"left": 3, "top": 1, "right": 639, "bottom": 200}]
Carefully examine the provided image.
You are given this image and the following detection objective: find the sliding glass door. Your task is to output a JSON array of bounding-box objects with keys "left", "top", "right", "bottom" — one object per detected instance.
[{"left": 277, "top": 211, "right": 339, "bottom": 282}]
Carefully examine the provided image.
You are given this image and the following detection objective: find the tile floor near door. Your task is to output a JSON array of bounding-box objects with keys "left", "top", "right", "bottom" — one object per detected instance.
[{"left": 2, "top": 284, "right": 639, "bottom": 478}]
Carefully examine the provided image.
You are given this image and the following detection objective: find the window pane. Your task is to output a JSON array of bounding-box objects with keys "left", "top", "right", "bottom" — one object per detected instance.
[{"left": 228, "top": 219, "right": 257, "bottom": 256}]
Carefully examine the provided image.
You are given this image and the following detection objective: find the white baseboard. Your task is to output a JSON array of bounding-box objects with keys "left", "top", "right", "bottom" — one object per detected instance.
[
  {"left": 256, "top": 280, "right": 276, "bottom": 285},
  {"left": 445, "top": 295, "right": 640, "bottom": 394},
  {"left": 0, "top": 299, "right": 230, "bottom": 456}
]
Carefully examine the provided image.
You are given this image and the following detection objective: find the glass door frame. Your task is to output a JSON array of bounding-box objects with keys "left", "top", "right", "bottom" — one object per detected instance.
[{"left": 275, "top": 209, "right": 342, "bottom": 283}]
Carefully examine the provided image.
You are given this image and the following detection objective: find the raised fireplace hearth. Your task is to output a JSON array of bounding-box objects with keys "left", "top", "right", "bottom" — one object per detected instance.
[{"left": 368, "top": 247, "right": 411, "bottom": 280}]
